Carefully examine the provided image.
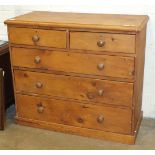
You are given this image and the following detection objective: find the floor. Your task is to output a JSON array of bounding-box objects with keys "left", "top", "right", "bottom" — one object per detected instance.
[{"left": 0, "top": 106, "right": 155, "bottom": 150}]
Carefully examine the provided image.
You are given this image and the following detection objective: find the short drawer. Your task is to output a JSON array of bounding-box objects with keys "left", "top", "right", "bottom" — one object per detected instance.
[
  {"left": 16, "top": 94, "right": 132, "bottom": 134},
  {"left": 9, "top": 27, "right": 66, "bottom": 48},
  {"left": 12, "top": 47, "right": 135, "bottom": 79},
  {"left": 70, "top": 31, "right": 135, "bottom": 53},
  {"left": 14, "top": 70, "right": 133, "bottom": 107}
]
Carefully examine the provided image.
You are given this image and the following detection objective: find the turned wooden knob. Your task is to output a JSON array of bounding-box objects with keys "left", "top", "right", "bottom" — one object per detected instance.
[
  {"left": 97, "top": 63, "right": 105, "bottom": 70},
  {"left": 36, "top": 82, "right": 43, "bottom": 88},
  {"left": 97, "top": 40, "right": 105, "bottom": 47},
  {"left": 34, "top": 56, "right": 41, "bottom": 64},
  {"left": 32, "top": 35, "right": 40, "bottom": 42},
  {"left": 98, "top": 89, "right": 104, "bottom": 96},
  {"left": 97, "top": 115, "right": 104, "bottom": 123},
  {"left": 37, "top": 103, "right": 44, "bottom": 113}
]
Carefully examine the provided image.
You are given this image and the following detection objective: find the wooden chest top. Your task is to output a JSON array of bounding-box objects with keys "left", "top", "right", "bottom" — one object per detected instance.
[{"left": 5, "top": 11, "right": 148, "bottom": 32}]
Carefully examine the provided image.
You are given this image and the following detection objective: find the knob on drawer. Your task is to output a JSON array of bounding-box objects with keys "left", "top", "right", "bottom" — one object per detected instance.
[
  {"left": 98, "top": 89, "right": 104, "bottom": 96},
  {"left": 36, "top": 82, "right": 43, "bottom": 88},
  {"left": 97, "top": 63, "right": 105, "bottom": 70},
  {"left": 32, "top": 35, "right": 40, "bottom": 42},
  {"left": 37, "top": 102, "right": 44, "bottom": 113},
  {"left": 97, "top": 115, "right": 104, "bottom": 123},
  {"left": 34, "top": 56, "right": 41, "bottom": 64},
  {"left": 97, "top": 40, "right": 105, "bottom": 47}
]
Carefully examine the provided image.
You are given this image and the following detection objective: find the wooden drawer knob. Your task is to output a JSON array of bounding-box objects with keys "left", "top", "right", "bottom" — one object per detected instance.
[
  {"left": 37, "top": 103, "right": 44, "bottom": 113},
  {"left": 98, "top": 89, "right": 104, "bottom": 96},
  {"left": 36, "top": 82, "right": 43, "bottom": 88},
  {"left": 97, "top": 63, "right": 105, "bottom": 70},
  {"left": 97, "top": 40, "right": 105, "bottom": 47},
  {"left": 97, "top": 115, "right": 104, "bottom": 123},
  {"left": 32, "top": 35, "right": 40, "bottom": 42},
  {"left": 34, "top": 56, "right": 41, "bottom": 64},
  {"left": 87, "top": 90, "right": 104, "bottom": 99}
]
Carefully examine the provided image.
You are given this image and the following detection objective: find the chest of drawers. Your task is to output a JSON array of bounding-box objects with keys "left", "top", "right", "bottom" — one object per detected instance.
[{"left": 5, "top": 11, "right": 148, "bottom": 144}]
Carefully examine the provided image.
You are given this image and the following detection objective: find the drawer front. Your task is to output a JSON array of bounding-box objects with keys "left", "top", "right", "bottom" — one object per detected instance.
[
  {"left": 16, "top": 94, "right": 132, "bottom": 134},
  {"left": 70, "top": 32, "right": 135, "bottom": 53},
  {"left": 12, "top": 47, "right": 135, "bottom": 79},
  {"left": 14, "top": 70, "right": 133, "bottom": 107},
  {"left": 9, "top": 27, "right": 66, "bottom": 48}
]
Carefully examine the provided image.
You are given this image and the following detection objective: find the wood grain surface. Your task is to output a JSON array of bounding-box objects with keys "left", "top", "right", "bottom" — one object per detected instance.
[
  {"left": 16, "top": 94, "right": 132, "bottom": 134},
  {"left": 9, "top": 27, "right": 66, "bottom": 48},
  {"left": 11, "top": 47, "right": 135, "bottom": 79},
  {"left": 14, "top": 70, "right": 133, "bottom": 107},
  {"left": 70, "top": 31, "right": 135, "bottom": 53},
  {"left": 5, "top": 11, "right": 148, "bottom": 32}
]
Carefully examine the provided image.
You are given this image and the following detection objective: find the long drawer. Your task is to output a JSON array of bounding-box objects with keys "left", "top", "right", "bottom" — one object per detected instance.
[
  {"left": 8, "top": 27, "right": 66, "bottom": 48},
  {"left": 70, "top": 31, "right": 135, "bottom": 53},
  {"left": 14, "top": 70, "right": 133, "bottom": 107},
  {"left": 11, "top": 47, "right": 135, "bottom": 79},
  {"left": 16, "top": 94, "right": 132, "bottom": 134}
]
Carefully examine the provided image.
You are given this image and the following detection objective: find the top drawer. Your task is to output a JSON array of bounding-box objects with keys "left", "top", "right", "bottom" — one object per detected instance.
[
  {"left": 8, "top": 27, "right": 66, "bottom": 48},
  {"left": 70, "top": 32, "right": 135, "bottom": 53}
]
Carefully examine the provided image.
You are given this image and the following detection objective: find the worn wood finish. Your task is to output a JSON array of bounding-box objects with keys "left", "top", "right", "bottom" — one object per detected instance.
[
  {"left": 16, "top": 110, "right": 143, "bottom": 145},
  {"left": 5, "top": 11, "right": 148, "bottom": 144},
  {"left": 16, "top": 94, "right": 132, "bottom": 134},
  {"left": 9, "top": 27, "right": 66, "bottom": 48},
  {"left": 132, "top": 26, "right": 147, "bottom": 132},
  {"left": 14, "top": 70, "right": 133, "bottom": 107},
  {"left": 70, "top": 32, "right": 136, "bottom": 53},
  {"left": 5, "top": 11, "right": 148, "bottom": 32},
  {"left": 11, "top": 47, "right": 135, "bottom": 79}
]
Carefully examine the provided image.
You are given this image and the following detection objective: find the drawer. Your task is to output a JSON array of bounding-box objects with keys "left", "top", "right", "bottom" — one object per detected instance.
[
  {"left": 8, "top": 27, "right": 66, "bottom": 48},
  {"left": 16, "top": 94, "right": 132, "bottom": 134},
  {"left": 12, "top": 47, "right": 135, "bottom": 79},
  {"left": 14, "top": 70, "right": 133, "bottom": 107},
  {"left": 70, "top": 32, "right": 135, "bottom": 53}
]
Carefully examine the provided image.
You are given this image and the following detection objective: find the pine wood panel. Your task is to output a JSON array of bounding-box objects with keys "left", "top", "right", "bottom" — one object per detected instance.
[
  {"left": 16, "top": 94, "right": 132, "bottom": 134},
  {"left": 11, "top": 47, "right": 135, "bottom": 79},
  {"left": 14, "top": 70, "right": 133, "bottom": 107},
  {"left": 70, "top": 31, "right": 135, "bottom": 53},
  {"left": 5, "top": 11, "right": 148, "bottom": 32},
  {"left": 132, "top": 26, "right": 147, "bottom": 133},
  {"left": 8, "top": 27, "right": 66, "bottom": 48},
  {"left": 16, "top": 112, "right": 143, "bottom": 144}
]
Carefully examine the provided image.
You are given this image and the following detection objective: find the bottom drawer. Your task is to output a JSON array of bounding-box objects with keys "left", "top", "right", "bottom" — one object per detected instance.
[{"left": 16, "top": 94, "right": 132, "bottom": 134}]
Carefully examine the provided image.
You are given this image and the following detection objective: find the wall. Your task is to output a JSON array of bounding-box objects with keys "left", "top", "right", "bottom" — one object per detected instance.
[{"left": 0, "top": 1, "right": 155, "bottom": 118}]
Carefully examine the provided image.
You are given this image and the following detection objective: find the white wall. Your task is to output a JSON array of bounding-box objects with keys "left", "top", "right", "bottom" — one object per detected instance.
[{"left": 0, "top": 1, "right": 155, "bottom": 118}]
